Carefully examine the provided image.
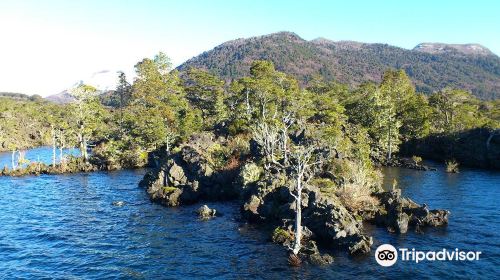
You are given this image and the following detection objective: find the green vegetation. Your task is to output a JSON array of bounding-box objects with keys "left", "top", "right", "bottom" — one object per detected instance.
[
  {"left": 0, "top": 92, "right": 43, "bottom": 101},
  {"left": 272, "top": 227, "right": 293, "bottom": 244},
  {"left": 0, "top": 97, "right": 73, "bottom": 152},
  {"left": 178, "top": 32, "right": 500, "bottom": 100},
  {"left": 1, "top": 51, "right": 498, "bottom": 175}
]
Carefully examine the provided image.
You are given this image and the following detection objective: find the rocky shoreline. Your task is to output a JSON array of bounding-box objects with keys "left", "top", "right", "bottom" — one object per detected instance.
[
  {"left": 0, "top": 158, "right": 101, "bottom": 177},
  {"left": 384, "top": 157, "right": 437, "bottom": 171},
  {"left": 140, "top": 133, "right": 449, "bottom": 261}
]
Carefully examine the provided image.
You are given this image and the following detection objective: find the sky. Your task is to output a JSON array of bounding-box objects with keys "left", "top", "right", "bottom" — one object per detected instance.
[{"left": 0, "top": 0, "right": 499, "bottom": 96}]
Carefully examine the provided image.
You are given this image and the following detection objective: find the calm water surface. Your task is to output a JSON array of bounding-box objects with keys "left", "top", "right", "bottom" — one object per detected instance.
[
  {"left": 0, "top": 146, "right": 80, "bottom": 168},
  {"left": 0, "top": 149, "right": 498, "bottom": 279}
]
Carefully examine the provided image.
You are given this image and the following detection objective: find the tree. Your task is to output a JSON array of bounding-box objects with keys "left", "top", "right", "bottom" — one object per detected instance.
[
  {"left": 429, "top": 88, "right": 486, "bottom": 133},
  {"left": 116, "top": 71, "right": 132, "bottom": 132},
  {"left": 376, "top": 88, "right": 400, "bottom": 161},
  {"left": 127, "top": 52, "right": 201, "bottom": 152},
  {"left": 379, "top": 70, "right": 417, "bottom": 160},
  {"left": 184, "top": 68, "right": 227, "bottom": 128},
  {"left": 69, "top": 84, "right": 104, "bottom": 162},
  {"left": 288, "top": 143, "right": 322, "bottom": 255},
  {"left": 309, "top": 87, "right": 346, "bottom": 148},
  {"left": 348, "top": 71, "right": 420, "bottom": 160},
  {"left": 7, "top": 143, "right": 18, "bottom": 170},
  {"left": 230, "top": 61, "right": 300, "bottom": 125},
  {"left": 251, "top": 122, "right": 281, "bottom": 170},
  {"left": 398, "top": 93, "right": 431, "bottom": 140},
  {"left": 349, "top": 84, "right": 400, "bottom": 161}
]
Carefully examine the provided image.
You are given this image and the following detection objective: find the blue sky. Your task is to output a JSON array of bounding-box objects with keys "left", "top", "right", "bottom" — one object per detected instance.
[{"left": 0, "top": 0, "right": 499, "bottom": 96}]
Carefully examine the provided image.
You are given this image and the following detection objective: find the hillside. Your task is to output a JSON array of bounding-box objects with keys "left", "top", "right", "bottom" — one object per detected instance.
[
  {"left": 178, "top": 32, "right": 500, "bottom": 100},
  {"left": 0, "top": 92, "right": 43, "bottom": 101},
  {"left": 45, "top": 90, "right": 74, "bottom": 104}
]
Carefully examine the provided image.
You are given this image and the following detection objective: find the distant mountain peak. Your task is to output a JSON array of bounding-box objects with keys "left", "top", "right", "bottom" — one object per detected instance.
[
  {"left": 413, "top": 43, "right": 493, "bottom": 56},
  {"left": 178, "top": 32, "right": 499, "bottom": 100},
  {"left": 45, "top": 69, "right": 120, "bottom": 104},
  {"left": 315, "top": 39, "right": 367, "bottom": 50},
  {"left": 261, "top": 31, "right": 302, "bottom": 40}
]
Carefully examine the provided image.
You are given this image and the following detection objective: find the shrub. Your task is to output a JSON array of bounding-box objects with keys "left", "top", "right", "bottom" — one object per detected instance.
[
  {"left": 272, "top": 227, "right": 292, "bottom": 244},
  {"left": 227, "top": 119, "right": 250, "bottom": 136},
  {"left": 162, "top": 186, "right": 178, "bottom": 194},
  {"left": 226, "top": 134, "right": 251, "bottom": 156},
  {"left": 240, "top": 162, "right": 263, "bottom": 186},
  {"left": 412, "top": 155, "right": 423, "bottom": 164},
  {"left": 207, "top": 143, "right": 227, "bottom": 170},
  {"left": 391, "top": 178, "right": 398, "bottom": 190},
  {"left": 311, "top": 177, "right": 336, "bottom": 191},
  {"left": 224, "top": 155, "right": 241, "bottom": 171},
  {"left": 335, "top": 161, "right": 381, "bottom": 212},
  {"left": 445, "top": 159, "right": 459, "bottom": 173}
]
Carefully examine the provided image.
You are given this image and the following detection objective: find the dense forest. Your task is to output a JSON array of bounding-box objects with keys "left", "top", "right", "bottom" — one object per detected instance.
[
  {"left": 178, "top": 32, "right": 500, "bottom": 100},
  {"left": 1, "top": 52, "right": 498, "bottom": 173}
]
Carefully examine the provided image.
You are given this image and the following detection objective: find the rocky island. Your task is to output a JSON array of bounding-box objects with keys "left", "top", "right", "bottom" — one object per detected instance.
[{"left": 140, "top": 130, "right": 449, "bottom": 262}]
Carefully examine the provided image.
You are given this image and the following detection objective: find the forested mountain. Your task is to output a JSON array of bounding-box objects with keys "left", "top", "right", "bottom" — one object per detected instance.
[
  {"left": 0, "top": 92, "right": 42, "bottom": 101},
  {"left": 178, "top": 32, "right": 500, "bottom": 100}
]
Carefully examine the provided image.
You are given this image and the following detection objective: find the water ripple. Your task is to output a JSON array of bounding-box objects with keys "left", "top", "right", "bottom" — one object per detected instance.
[{"left": 0, "top": 163, "right": 498, "bottom": 278}]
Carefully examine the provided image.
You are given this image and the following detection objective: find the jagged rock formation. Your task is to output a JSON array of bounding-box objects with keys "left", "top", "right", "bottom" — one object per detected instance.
[
  {"left": 373, "top": 190, "right": 449, "bottom": 233},
  {"left": 140, "top": 133, "right": 449, "bottom": 257},
  {"left": 139, "top": 133, "right": 239, "bottom": 206}
]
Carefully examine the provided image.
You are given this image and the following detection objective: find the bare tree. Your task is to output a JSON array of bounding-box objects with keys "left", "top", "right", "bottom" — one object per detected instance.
[
  {"left": 251, "top": 122, "right": 281, "bottom": 169},
  {"left": 51, "top": 124, "right": 56, "bottom": 167},
  {"left": 279, "top": 112, "right": 294, "bottom": 166},
  {"left": 57, "top": 128, "right": 66, "bottom": 166},
  {"left": 288, "top": 144, "right": 323, "bottom": 255}
]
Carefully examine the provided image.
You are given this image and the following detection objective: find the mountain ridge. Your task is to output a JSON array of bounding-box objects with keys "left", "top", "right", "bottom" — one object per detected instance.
[{"left": 178, "top": 32, "right": 500, "bottom": 100}]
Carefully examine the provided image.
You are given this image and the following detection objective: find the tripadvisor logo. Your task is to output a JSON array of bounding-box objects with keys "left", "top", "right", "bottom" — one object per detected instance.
[
  {"left": 375, "top": 244, "right": 398, "bottom": 266},
  {"left": 374, "top": 244, "right": 482, "bottom": 267}
]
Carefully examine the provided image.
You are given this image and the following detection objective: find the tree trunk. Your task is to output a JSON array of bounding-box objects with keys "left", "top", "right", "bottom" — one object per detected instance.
[
  {"left": 11, "top": 150, "right": 16, "bottom": 170},
  {"left": 78, "top": 122, "right": 88, "bottom": 163},
  {"left": 59, "top": 130, "right": 64, "bottom": 164},
  {"left": 282, "top": 129, "right": 288, "bottom": 166},
  {"left": 292, "top": 176, "right": 303, "bottom": 255},
  {"left": 387, "top": 122, "right": 392, "bottom": 161},
  {"left": 82, "top": 136, "right": 88, "bottom": 162},
  {"left": 59, "top": 147, "right": 63, "bottom": 163},
  {"left": 52, "top": 127, "right": 56, "bottom": 167},
  {"left": 245, "top": 90, "right": 251, "bottom": 117}
]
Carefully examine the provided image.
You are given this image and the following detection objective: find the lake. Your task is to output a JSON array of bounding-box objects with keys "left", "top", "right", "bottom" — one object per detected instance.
[
  {"left": 0, "top": 146, "right": 80, "bottom": 169},
  {"left": 0, "top": 149, "right": 498, "bottom": 279}
]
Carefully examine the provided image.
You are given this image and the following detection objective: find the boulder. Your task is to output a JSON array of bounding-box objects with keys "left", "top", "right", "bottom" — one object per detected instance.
[
  {"left": 308, "top": 253, "right": 334, "bottom": 265},
  {"left": 196, "top": 205, "right": 217, "bottom": 220},
  {"left": 373, "top": 190, "right": 449, "bottom": 232},
  {"left": 302, "top": 190, "right": 373, "bottom": 255},
  {"left": 140, "top": 132, "right": 239, "bottom": 206},
  {"left": 112, "top": 201, "right": 125, "bottom": 207}
]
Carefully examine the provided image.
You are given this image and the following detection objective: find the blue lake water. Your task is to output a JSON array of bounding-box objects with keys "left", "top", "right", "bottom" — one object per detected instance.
[
  {"left": 0, "top": 149, "right": 498, "bottom": 279},
  {"left": 0, "top": 146, "right": 80, "bottom": 169}
]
